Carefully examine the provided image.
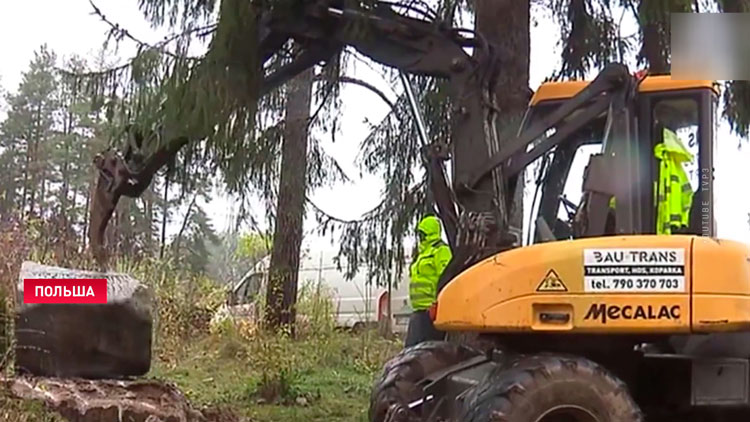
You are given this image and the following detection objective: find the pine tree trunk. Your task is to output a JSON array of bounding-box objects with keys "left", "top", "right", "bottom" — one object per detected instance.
[
  {"left": 118, "top": 202, "right": 133, "bottom": 258},
  {"left": 265, "top": 67, "right": 314, "bottom": 332},
  {"left": 160, "top": 177, "right": 170, "bottom": 259},
  {"left": 1, "top": 169, "right": 17, "bottom": 217},
  {"left": 143, "top": 189, "right": 155, "bottom": 253},
  {"left": 1, "top": 183, "right": 12, "bottom": 217},
  {"left": 60, "top": 110, "right": 72, "bottom": 216},
  {"left": 448, "top": 0, "right": 530, "bottom": 348},
  {"left": 474, "top": 0, "right": 530, "bottom": 240},
  {"left": 39, "top": 173, "right": 46, "bottom": 218},
  {"left": 61, "top": 152, "right": 70, "bottom": 214},
  {"left": 20, "top": 129, "right": 32, "bottom": 219},
  {"left": 83, "top": 177, "right": 93, "bottom": 248},
  {"left": 28, "top": 104, "right": 43, "bottom": 218},
  {"left": 173, "top": 194, "right": 197, "bottom": 259}
]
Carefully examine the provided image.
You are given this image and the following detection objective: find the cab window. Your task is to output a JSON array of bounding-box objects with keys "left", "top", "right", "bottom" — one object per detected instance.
[
  {"left": 521, "top": 104, "right": 607, "bottom": 245},
  {"left": 650, "top": 97, "right": 701, "bottom": 234}
]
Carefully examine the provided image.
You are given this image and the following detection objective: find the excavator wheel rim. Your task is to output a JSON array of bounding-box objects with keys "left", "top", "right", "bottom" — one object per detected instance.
[{"left": 535, "top": 404, "right": 600, "bottom": 422}]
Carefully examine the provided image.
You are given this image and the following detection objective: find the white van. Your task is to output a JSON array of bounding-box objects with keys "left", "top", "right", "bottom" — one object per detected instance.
[{"left": 218, "top": 248, "right": 413, "bottom": 333}]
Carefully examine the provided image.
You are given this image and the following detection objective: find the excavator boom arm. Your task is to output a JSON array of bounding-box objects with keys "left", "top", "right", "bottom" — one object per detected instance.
[
  {"left": 464, "top": 63, "right": 636, "bottom": 192},
  {"left": 89, "top": 0, "right": 637, "bottom": 277}
]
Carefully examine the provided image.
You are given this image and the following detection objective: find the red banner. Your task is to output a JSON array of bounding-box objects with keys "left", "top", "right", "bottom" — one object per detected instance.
[{"left": 23, "top": 279, "right": 108, "bottom": 304}]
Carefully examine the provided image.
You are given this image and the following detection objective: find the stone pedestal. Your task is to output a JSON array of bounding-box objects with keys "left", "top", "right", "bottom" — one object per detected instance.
[{"left": 15, "top": 262, "right": 153, "bottom": 378}]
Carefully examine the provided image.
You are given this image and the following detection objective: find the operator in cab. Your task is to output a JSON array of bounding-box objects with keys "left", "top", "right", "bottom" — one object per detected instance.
[
  {"left": 602, "top": 126, "right": 694, "bottom": 235},
  {"left": 654, "top": 127, "right": 694, "bottom": 234},
  {"left": 405, "top": 215, "right": 452, "bottom": 347}
]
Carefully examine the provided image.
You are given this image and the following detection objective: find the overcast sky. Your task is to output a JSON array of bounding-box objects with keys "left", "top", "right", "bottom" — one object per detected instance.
[{"left": 1, "top": 0, "right": 748, "bottom": 253}]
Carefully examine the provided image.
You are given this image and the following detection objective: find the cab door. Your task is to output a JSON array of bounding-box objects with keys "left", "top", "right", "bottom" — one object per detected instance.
[{"left": 636, "top": 87, "right": 717, "bottom": 237}]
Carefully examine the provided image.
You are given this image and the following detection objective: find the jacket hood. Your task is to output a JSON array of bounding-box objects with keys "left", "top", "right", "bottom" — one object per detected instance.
[
  {"left": 417, "top": 216, "right": 442, "bottom": 249},
  {"left": 656, "top": 128, "right": 693, "bottom": 163}
]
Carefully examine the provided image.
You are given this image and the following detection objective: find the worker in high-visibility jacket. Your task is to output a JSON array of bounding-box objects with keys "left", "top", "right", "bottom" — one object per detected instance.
[
  {"left": 608, "top": 127, "right": 694, "bottom": 234},
  {"left": 404, "top": 215, "right": 452, "bottom": 347},
  {"left": 654, "top": 127, "right": 694, "bottom": 234}
]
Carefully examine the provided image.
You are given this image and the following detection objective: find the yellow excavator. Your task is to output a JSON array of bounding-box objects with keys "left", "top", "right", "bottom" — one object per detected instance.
[
  {"left": 16, "top": 1, "right": 750, "bottom": 421},
  {"left": 369, "top": 74, "right": 750, "bottom": 422}
]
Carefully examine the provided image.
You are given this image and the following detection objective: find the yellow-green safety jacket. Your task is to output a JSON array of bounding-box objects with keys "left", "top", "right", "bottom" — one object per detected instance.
[
  {"left": 608, "top": 128, "right": 693, "bottom": 234},
  {"left": 654, "top": 128, "right": 694, "bottom": 234},
  {"left": 409, "top": 216, "right": 452, "bottom": 311}
]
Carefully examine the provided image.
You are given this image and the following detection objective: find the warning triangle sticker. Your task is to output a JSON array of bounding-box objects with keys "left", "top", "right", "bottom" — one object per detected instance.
[{"left": 536, "top": 269, "right": 568, "bottom": 292}]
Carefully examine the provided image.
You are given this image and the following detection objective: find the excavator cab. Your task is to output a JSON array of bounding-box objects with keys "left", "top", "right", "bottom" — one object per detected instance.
[{"left": 519, "top": 76, "right": 719, "bottom": 246}]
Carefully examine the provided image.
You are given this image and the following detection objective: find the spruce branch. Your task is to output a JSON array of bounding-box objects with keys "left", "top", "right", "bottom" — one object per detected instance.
[
  {"left": 89, "top": 0, "right": 206, "bottom": 61},
  {"left": 158, "top": 23, "right": 218, "bottom": 47},
  {"left": 306, "top": 196, "right": 376, "bottom": 225}
]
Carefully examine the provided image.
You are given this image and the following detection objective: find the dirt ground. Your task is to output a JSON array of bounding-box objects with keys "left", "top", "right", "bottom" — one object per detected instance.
[{"left": 3, "top": 375, "right": 243, "bottom": 422}]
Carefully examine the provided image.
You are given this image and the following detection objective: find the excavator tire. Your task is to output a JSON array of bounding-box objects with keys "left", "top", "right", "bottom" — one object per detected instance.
[
  {"left": 368, "top": 340, "right": 479, "bottom": 422},
  {"left": 459, "top": 354, "right": 643, "bottom": 422}
]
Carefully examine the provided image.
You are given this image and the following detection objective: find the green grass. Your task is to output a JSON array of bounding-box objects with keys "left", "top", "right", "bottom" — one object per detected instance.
[{"left": 148, "top": 328, "right": 402, "bottom": 422}]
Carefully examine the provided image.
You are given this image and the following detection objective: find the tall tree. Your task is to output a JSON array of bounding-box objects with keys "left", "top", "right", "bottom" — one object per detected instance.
[
  {"left": 265, "top": 66, "right": 314, "bottom": 330},
  {"left": 1, "top": 46, "right": 58, "bottom": 220},
  {"left": 170, "top": 201, "right": 219, "bottom": 274},
  {"left": 0, "top": 44, "right": 197, "bottom": 265}
]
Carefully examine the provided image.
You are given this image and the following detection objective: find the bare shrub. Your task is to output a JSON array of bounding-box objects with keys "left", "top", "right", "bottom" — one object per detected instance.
[{"left": 117, "top": 258, "right": 226, "bottom": 364}]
